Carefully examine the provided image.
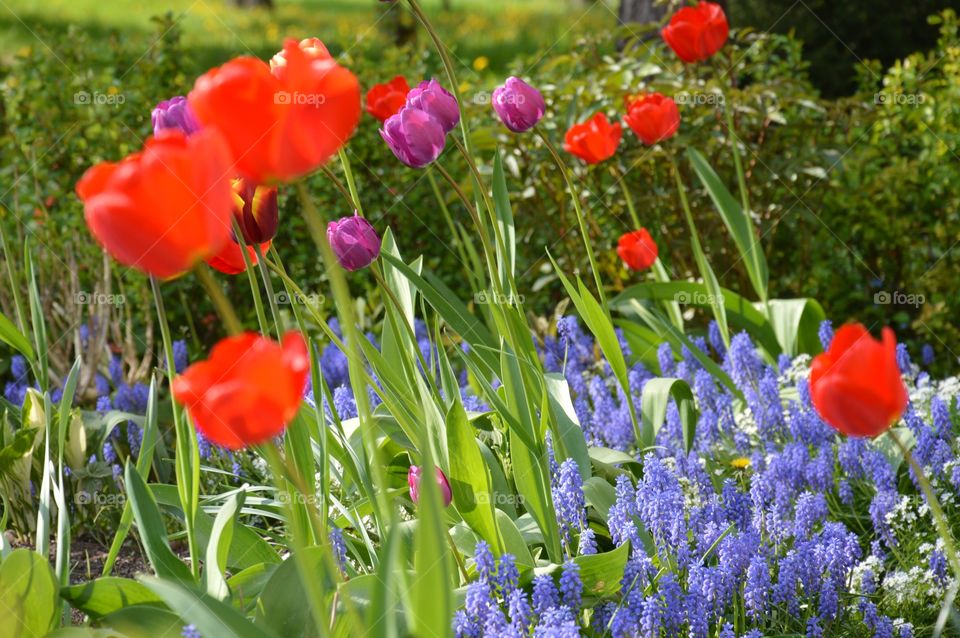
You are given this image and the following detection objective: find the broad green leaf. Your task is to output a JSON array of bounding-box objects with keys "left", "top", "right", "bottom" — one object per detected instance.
[
  {"left": 574, "top": 542, "right": 630, "bottom": 598},
  {"left": 203, "top": 489, "right": 245, "bottom": 600},
  {"left": 640, "top": 378, "right": 698, "bottom": 453},
  {"left": 411, "top": 443, "right": 452, "bottom": 638},
  {"left": 688, "top": 148, "right": 769, "bottom": 300},
  {"left": 142, "top": 576, "right": 277, "bottom": 638},
  {"left": 0, "top": 309, "right": 32, "bottom": 359},
  {"left": 446, "top": 400, "right": 503, "bottom": 554},
  {"left": 61, "top": 577, "right": 163, "bottom": 618},
  {"left": 124, "top": 465, "right": 193, "bottom": 583},
  {"left": 492, "top": 150, "right": 516, "bottom": 284},
  {"left": 255, "top": 547, "right": 329, "bottom": 638},
  {"left": 767, "top": 298, "right": 826, "bottom": 356},
  {"left": 0, "top": 549, "right": 58, "bottom": 637},
  {"left": 367, "top": 524, "right": 404, "bottom": 638},
  {"left": 874, "top": 426, "right": 916, "bottom": 473},
  {"left": 98, "top": 605, "right": 184, "bottom": 637},
  {"left": 509, "top": 427, "right": 562, "bottom": 561},
  {"left": 582, "top": 476, "right": 617, "bottom": 520},
  {"left": 494, "top": 510, "right": 535, "bottom": 569},
  {"left": 544, "top": 372, "right": 592, "bottom": 481}
]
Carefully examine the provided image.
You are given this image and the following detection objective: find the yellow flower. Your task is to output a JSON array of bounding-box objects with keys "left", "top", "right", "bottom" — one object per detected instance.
[
  {"left": 730, "top": 457, "right": 751, "bottom": 469},
  {"left": 472, "top": 56, "right": 489, "bottom": 72}
]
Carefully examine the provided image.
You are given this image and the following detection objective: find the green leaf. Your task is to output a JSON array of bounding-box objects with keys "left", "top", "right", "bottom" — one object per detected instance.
[
  {"left": 61, "top": 577, "right": 163, "bottom": 618},
  {"left": 254, "top": 546, "right": 328, "bottom": 638},
  {"left": 509, "top": 427, "right": 562, "bottom": 560},
  {"left": 544, "top": 373, "right": 592, "bottom": 481},
  {"left": 874, "top": 426, "right": 916, "bottom": 473},
  {"left": 203, "top": 489, "right": 245, "bottom": 600},
  {"left": 640, "top": 378, "right": 698, "bottom": 453},
  {"left": 0, "top": 549, "right": 58, "bottom": 637},
  {"left": 124, "top": 465, "right": 193, "bottom": 584},
  {"left": 411, "top": 443, "right": 452, "bottom": 638},
  {"left": 446, "top": 399, "right": 503, "bottom": 554},
  {"left": 367, "top": 524, "right": 404, "bottom": 637},
  {"left": 98, "top": 604, "right": 184, "bottom": 637},
  {"left": 494, "top": 510, "right": 535, "bottom": 569},
  {"left": 492, "top": 150, "right": 516, "bottom": 284},
  {"left": 767, "top": 298, "right": 827, "bottom": 356},
  {"left": 582, "top": 476, "right": 617, "bottom": 520},
  {"left": 574, "top": 541, "right": 630, "bottom": 598},
  {"left": 688, "top": 148, "right": 769, "bottom": 300},
  {"left": 142, "top": 576, "right": 278, "bottom": 638},
  {"left": 0, "top": 309, "right": 32, "bottom": 359}
]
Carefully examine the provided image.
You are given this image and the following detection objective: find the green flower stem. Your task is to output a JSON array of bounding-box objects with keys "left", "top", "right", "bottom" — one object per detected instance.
[
  {"left": 232, "top": 219, "right": 270, "bottom": 336},
  {"left": 0, "top": 213, "right": 27, "bottom": 332},
  {"left": 337, "top": 149, "right": 365, "bottom": 217},
  {"left": 537, "top": 129, "right": 608, "bottom": 310},
  {"left": 888, "top": 428, "right": 960, "bottom": 580},
  {"left": 406, "top": 0, "right": 474, "bottom": 156},
  {"left": 611, "top": 166, "right": 642, "bottom": 229},
  {"left": 320, "top": 165, "right": 357, "bottom": 211},
  {"left": 194, "top": 264, "right": 243, "bottom": 336},
  {"left": 253, "top": 243, "right": 283, "bottom": 341},
  {"left": 149, "top": 276, "right": 200, "bottom": 581},
  {"left": 295, "top": 180, "right": 391, "bottom": 536}
]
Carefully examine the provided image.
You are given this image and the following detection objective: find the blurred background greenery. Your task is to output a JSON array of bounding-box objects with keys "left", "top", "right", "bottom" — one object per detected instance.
[{"left": 0, "top": 0, "right": 958, "bottom": 393}]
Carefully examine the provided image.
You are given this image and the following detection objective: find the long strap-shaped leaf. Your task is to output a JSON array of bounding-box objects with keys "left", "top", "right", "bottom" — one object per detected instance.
[{"left": 640, "top": 378, "right": 698, "bottom": 454}]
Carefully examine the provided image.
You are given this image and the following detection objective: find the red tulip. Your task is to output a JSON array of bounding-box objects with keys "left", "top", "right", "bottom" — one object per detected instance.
[
  {"left": 365, "top": 76, "right": 410, "bottom": 123},
  {"left": 76, "top": 129, "right": 234, "bottom": 279},
  {"left": 623, "top": 93, "right": 681, "bottom": 145},
  {"left": 408, "top": 465, "right": 453, "bottom": 507},
  {"left": 662, "top": 1, "right": 729, "bottom": 64},
  {"left": 206, "top": 240, "right": 271, "bottom": 275},
  {"left": 810, "top": 323, "right": 908, "bottom": 438},
  {"left": 617, "top": 229, "right": 659, "bottom": 271},
  {"left": 172, "top": 331, "right": 309, "bottom": 449},
  {"left": 563, "top": 112, "right": 622, "bottom": 164},
  {"left": 189, "top": 38, "right": 361, "bottom": 184}
]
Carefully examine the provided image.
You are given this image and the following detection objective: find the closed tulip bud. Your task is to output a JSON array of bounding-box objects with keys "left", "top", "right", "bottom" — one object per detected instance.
[
  {"left": 151, "top": 96, "right": 200, "bottom": 137},
  {"left": 232, "top": 178, "right": 279, "bottom": 244},
  {"left": 810, "top": 323, "right": 908, "bottom": 438},
  {"left": 380, "top": 106, "right": 447, "bottom": 168},
  {"left": 617, "top": 228, "right": 659, "bottom": 271},
  {"left": 662, "top": 1, "right": 729, "bottom": 64},
  {"left": 492, "top": 76, "right": 546, "bottom": 133},
  {"left": 406, "top": 79, "right": 460, "bottom": 134},
  {"left": 623, "top": 93, "right": 681, "bottom": 145},
  {"left": 327, "top": 214, "right": 381, "bottom": 271},
  {"left": 408, "top": 465, "right": 453, "bottom": 507}
]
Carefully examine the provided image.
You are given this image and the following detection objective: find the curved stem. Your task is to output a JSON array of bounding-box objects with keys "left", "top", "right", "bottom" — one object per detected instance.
[
  {"left": 194, "top": 265, "right": 242, "bottom": 336},
  {"left": 253, "top": 243, "right": 283, "bottom": 341},
  {"left": 232, "top": 219, "right": 269, "bottom": 335},
  {"left": 320, "top": 165, "right": 356, "bottom": 211},
  {"left": 337, "top": 149, "right": 364, "bottom": 218},
  {"left": 536, "top": 129, "right": 607, "bottom": 309}
]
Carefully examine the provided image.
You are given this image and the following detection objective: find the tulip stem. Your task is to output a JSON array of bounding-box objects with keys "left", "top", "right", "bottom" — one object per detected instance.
[
  {"left": 295, "top": 181, "right": 391, "bottom": 538},
  {"left": 406, "top": 0, "right": 474, "bottom": 156},
  {"left": 149, "top": 276, "right": 201, "bottom": 581},
  {"left": 888, "top": 428, "right": 960, "bottom": 581},
  {"left": 320, "top": 165, "right": 357, "bottom": 211},
  {"left": 232, "top": 219, "right": 270, "bottom": 336},
  {"left": 433, "top": 162, "right": 499, "bottom": 285},
  {"left": 611, "top": 165, "right": 642, "bottom": 229},
  {"left": 194, "top": 264, "right": 243, "bottom": 336},
  {"left": 253, "top": 243, "right": 283, "bottom": 341},
  {"left": 337, "top": 149, "right": 365, "bottom": 218},
  {"left": 536, "top": 129, "right": 608, "bottom": 310}
]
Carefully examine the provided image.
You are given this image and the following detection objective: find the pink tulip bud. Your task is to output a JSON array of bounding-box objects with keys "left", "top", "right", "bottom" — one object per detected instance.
[{"left": 408, "top": 465, "right": 452, "bottom": 507}]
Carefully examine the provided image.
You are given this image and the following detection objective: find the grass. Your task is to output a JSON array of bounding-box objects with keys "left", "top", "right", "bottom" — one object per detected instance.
[{"left": 0, "top": 0, "right": 617, "bottom": 76}]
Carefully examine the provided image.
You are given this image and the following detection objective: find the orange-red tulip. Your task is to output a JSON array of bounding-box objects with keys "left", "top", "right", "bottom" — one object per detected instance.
[
  {"left": 617, "top": 229, "right": 659, "bottom": 271},
  {"left": 76, "top": 129, "right": 234, "bottom": 279},
  {"left": 563, "top": 112, "right": 622, "bottom": 164},
  {"left": 172, "top": 331, "right": 309, "bottom": 449},
  {"left": 206, "top": 240, "right": 271, "bottom": 275},
  {"left": 189, "top": 38, "right": 361, "bottom": 184},
  {"left": 624, "top": 93, "right": 681, "bottom": 145},
  {"left": 366, "top": 76, "right": 410, "bottom": 123},
  {"left": 662, "top": 1, "right": 729, "bottom": 63},
  {"left": 810, "top": 323, "right": 908, "bottom": 438}
]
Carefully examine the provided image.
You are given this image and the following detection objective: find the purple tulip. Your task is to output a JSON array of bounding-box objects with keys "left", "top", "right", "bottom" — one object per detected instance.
[
  {"left": 151, "top": 96, "right": 200, "bottom": 137},
  {"left": 408, "top": 465, "right": 453, "bottom": 507},
  {"left": 380, "top": 107, "right": 446, "bottom": 168},
  {"left": 326, "top": 214, "right": 381, "bottom": 271},
  {"left": 406, "top": 79, "right": 460, "bottom": 134},
  {"left": 492, "top": 77, "right": 546, "bottom": 133}
]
